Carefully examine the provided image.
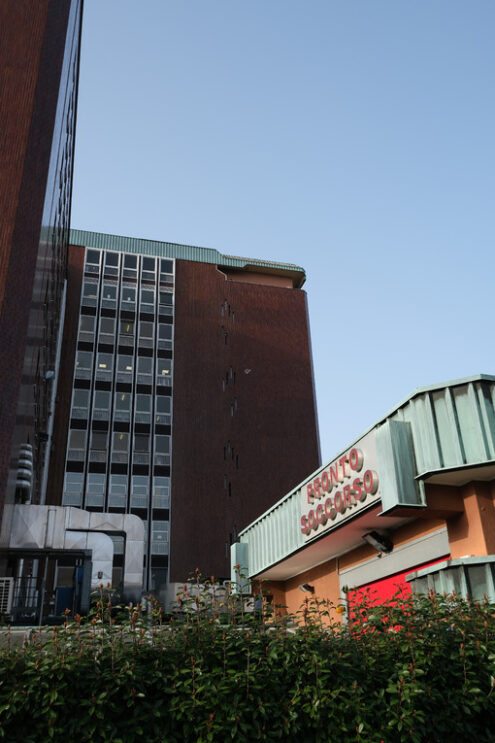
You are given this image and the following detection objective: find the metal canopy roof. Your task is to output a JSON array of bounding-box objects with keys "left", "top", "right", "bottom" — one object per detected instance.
[{"left": 70, "top": 229, "right": 306, "bottom": 287}]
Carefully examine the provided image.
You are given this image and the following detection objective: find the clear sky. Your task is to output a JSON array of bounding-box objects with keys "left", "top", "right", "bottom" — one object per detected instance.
[{"left": 72, "top": 1, "right": 495, "bottom": 464}]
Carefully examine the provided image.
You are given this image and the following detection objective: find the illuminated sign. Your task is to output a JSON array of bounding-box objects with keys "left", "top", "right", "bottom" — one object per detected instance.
[{"left": 300, "top": 432, "right": 380, "bottom": 542}]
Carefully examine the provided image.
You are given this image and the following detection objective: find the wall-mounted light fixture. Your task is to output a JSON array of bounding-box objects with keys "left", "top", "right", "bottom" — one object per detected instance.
[
  {"left": 362, "top": 531, "right": 393, "bottom": 554},
  {"left": 298, "top": 583, "right": 315, "bottom": 593}
]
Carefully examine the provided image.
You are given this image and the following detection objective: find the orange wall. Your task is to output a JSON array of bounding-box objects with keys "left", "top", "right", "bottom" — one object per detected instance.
[{"left": 448, "top": 481, "right": 495, "bottom": 558}]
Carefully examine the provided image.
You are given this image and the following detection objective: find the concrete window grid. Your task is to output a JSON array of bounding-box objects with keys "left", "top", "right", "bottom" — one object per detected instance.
[{"left": 62, "top": 248, "right": 175, "bottom": 584}]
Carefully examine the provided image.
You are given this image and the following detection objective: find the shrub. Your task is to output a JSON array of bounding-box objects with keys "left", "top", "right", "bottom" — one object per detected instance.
[{"left": 0, "top": 580, "right": 494, "bottom": 742}]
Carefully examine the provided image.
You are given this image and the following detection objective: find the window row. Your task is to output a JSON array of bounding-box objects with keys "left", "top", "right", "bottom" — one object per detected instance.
[
  {"left": 86, "top": 251, "right": 173, "bottom": 274},
  {"left": 79, "top": 315, "right": 173, "bottom": 338},
  {"left": 67, "top": 430, "right": 171, "bottom": 453},
  {"left": 63, "top": 473, "right": 170, "bottom": 511},
  {"left": 82, "top": 282, "right": 173, "bottom": 307},
  {"left": 75, "top": 352, "right": 172, "bottom": 375}
]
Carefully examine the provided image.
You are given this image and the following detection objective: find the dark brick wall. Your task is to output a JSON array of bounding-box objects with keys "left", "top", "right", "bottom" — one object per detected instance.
[
  {"left": 45, "top": 244, "right": 85, "bottom": 506},
  {"left": 0, "top": 1, "right": 72, "bottom": 531},
  {"left": 170, "top": 260, "right": 320, "bottom": 582}
]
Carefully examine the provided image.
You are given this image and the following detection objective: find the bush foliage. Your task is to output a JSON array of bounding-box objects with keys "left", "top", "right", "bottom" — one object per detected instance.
[{"left": 0, "top": 576, "right": 494, "bottom": 742}]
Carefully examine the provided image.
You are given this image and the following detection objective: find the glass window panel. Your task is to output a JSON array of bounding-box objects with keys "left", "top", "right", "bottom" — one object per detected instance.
[
  {"left": 136, "top": 395, "right": 151, "bottom": 412},
  {"left": 132, "top": 475, "right": 149, "bottom": 495},
  {"left": 159, "top": 291, "right": 173, "bottom": 305},
  {"left": 157, "top": 359, "right": 172, "bottom": 376},
  {"left": 115, "top": 392, "right": 131, "bottom": 410},
  {"left": 141, "top": 289, "right": 154, "bottom": 305},
  {"left": 97, "top": 353, "right": 113, "bottom": 370},
  {"left": 152, "top": 521, "right": 169, "bottom": 540},
  {"left": 86, "top": 249, "right": 100, "bottom": 265},
  {"left": 110, "top": 474, "right": 128, "bottom": 495},
  {"left": 122, "top": 286, "right": 136, "bottom": 302},
  {"left": 76, "top": 351, "right": 92, "bottom": 369},
  {"left": 100, "top": 317, "right": 115, "bottom": 334},
  {"left": 64, "top": 472, "right": 84, "bottom": 492},
  {"left": 86, "top": 473, "right": 106, "bottom": 493},
  {"left": 117, "top": 355, "right": 133, "bottom": 372},
  {"left": 137, "top": 356, "right": 152, "bottom": 374},
  {"left": 142, "top": 257, "right": 155, "bottom": 271},
  {"left": 124, "top": 255, "right": 137, "bottom": 269},
  {"left": 160, "top": 259, "right": 173, "bottom": 274},
  {"left": 155, "top": 435, "right": 170, "bottom": 454},
  {"left": 82, "top": 282, "right": 98, "bottom": 298},
  {"left": 105, "top": 252, "right": 119, "bottom": 267},
  {"left": 158, "top": 324, "right": 172, "bottom": 340},
  {"left": 73, "top": 389, "right": 89, "bottom": 408},
  {"left": 120, "top": 319, "right": 134, "bottom": 335},
  {"left": 94, "top": 390, "right": 110, "bottom": 409},
  {"left": 102, "top": 284, "right": 117, "bottom": 300},
  {"left": 91, "top": 432, "right": 108, "bottom": 450},
  {"left": 113, "top": 432, "right": 129, "bottom": 451},
  {"left": 155, "top": 397, "right": 171, "bottom": 423},
  {"left": 139, "top": 322, "right": 153, "bottom": 338},
  {"left": 79, "top": 316, "right": 95, "bottom": 332},
  {"left": 154, "top": 477, "right": 170, "bottom": 495},
  {"left": 134, "top": 435, "right": 150, "bottom": 452},
  {"left": 69, "top": 430, "right": 86, "bottom": 449}
]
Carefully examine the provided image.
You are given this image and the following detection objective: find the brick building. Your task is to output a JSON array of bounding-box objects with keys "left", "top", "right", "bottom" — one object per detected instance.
[
  {"left": 43, "top": 230, "right": 320, "bottom": 605},
  {"left": 0, "top": 0, "right": 83, "bottom": 547}
]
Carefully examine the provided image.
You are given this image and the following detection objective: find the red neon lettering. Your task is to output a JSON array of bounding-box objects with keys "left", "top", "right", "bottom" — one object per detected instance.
[
  {"left": 316, "top": 504, "right": 327, "bottom": 525},
  {"left": 334, "top": 491, "right": 343, "bottom": 512},
  {"left": 339, "top": 456, "right": 349, "bottom": 479},
  {"left": 363, "top": 470, "right": 379, "bottom": 495},
  {"left": 307, "top": 483, "right": 314, "bottom": 504},
  {"left": 300, "top": 515, "right": 309, "bottom": 535},
  {"left": 353, "top": 477, "right": 365, "bottom": 502},
  {"left": 349, "top": 448, "right": 364, "bottom": 472}
]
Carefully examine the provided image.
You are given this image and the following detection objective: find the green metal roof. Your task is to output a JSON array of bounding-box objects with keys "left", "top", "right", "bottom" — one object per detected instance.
[
  {"left": 239, "top": 374, "right": 495, "bottom": 578},
  {"left": 69, "top": 229, "right": 306, "bottom": 287}
]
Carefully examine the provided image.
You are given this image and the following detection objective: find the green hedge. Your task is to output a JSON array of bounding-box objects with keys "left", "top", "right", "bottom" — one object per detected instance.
[{"left": 0, "top": 585, "right": 494, "bottom": 742}]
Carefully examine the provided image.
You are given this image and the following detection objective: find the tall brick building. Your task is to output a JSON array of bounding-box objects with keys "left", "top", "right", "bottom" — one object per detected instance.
[
  {"left": 0, "top": 0, "right": 83, "bottom": 551},
  {"left": 45, "top": 231, "right": 320, "bottom": 603}
]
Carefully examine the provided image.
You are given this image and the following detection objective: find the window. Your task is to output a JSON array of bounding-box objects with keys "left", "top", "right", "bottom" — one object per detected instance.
[
  {"left": 124, "top": 255, "right": 137, "bottom": 269},
  {"left": 97, "top": 353, "right": 113, "bottom": 371},
  {"left": 140, "top": 289, "right": 155, "bottom": 307},
  {"left": 136, "top": 395, "right": 151, "bottom": 412},
  {"left": 72, "top": 389, "right": 89, "bottom": 409},
  {"left": 121, "top": 286, "right": 136, "bottom": 303},
  {"left": 155, "top": 396, "right": 171, "bottom": 423},
  {"left": 115, "top": 392, "right": 131, "bottom": 411},
  {"left": 82, "top": 282, "right": 98, "bottom": 299},
  {"left": 86, "top": 473, "right": 106, "bottom": 496},
  {"left": 158, "top": 324, "right": 172, "bottom": 340},
  {"left": 100, "top": 317, "right": 115, "bottom": 334},
  {"left": 86, "top": 249, "right": 100, "bottom": 265},
  {"left": 90, "top": 431, "right": 108, "bottom": 450},
  {"left": 139, "top": 321, "right": 153, "bottom": 338},
  {"left": 137, "top": 356, "right": 152, "bottom": 374},
  {"left": 160, "top": 259, "right": 173, "bottom": 274},
  {"left": 134, "top": 434, "right": 150, "bottom": 452},
  {"left": 76, "top": 351, "right": 93, "bottom": 369},
  {"left": 79, "top": 316, "right": 95, "bottom": 333},
  {"left": 132, "top": 475, "right": 149, "bottom": 495},
  {"left": 68, "top": 429, "right": 86, "bottom": 450},
  {"left": 155, "top": 435, "right": 170, "bottom": 454},
  {"left": 153, "top": 476, "right": 170, "bottom": 508},
  {"left": 151, "top": 521, "right": 169, "bottom": 553},
  {"left": 120, "top": 319, "right": 134, "bottom": 336},
  {"left": 93, "top": 390, "right": 110, "bottom": 409},
  {"left": 105, "top": 252, "right": 119, "bottom": 267},
  {"left": 113, "top": 432, "right": 129, "bottom": 451},
  {"left": 64, "top": 472, "right": 84, "bottom": 492},
  {"left": 117, "top": 355, "right": 133, "bottom": 372},
  {"left": 159, "top": 291, "right": 173, "bottom": 306},
  {"left": 109, "top": 475, "right": 127, "bottom": 495},
  {"left": 102, "top": 284, "right": 117, "bottom": 300},
  {"left": 157, "top": 359, "right": 172, "bottom": 377},
  {"left": 142, "top": 257, "right": 155, "bottom": 272}
]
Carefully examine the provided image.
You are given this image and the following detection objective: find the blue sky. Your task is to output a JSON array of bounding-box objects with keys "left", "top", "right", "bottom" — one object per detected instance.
[{"left": 72, "top": 1, "right": 495, "bottom": 462}]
